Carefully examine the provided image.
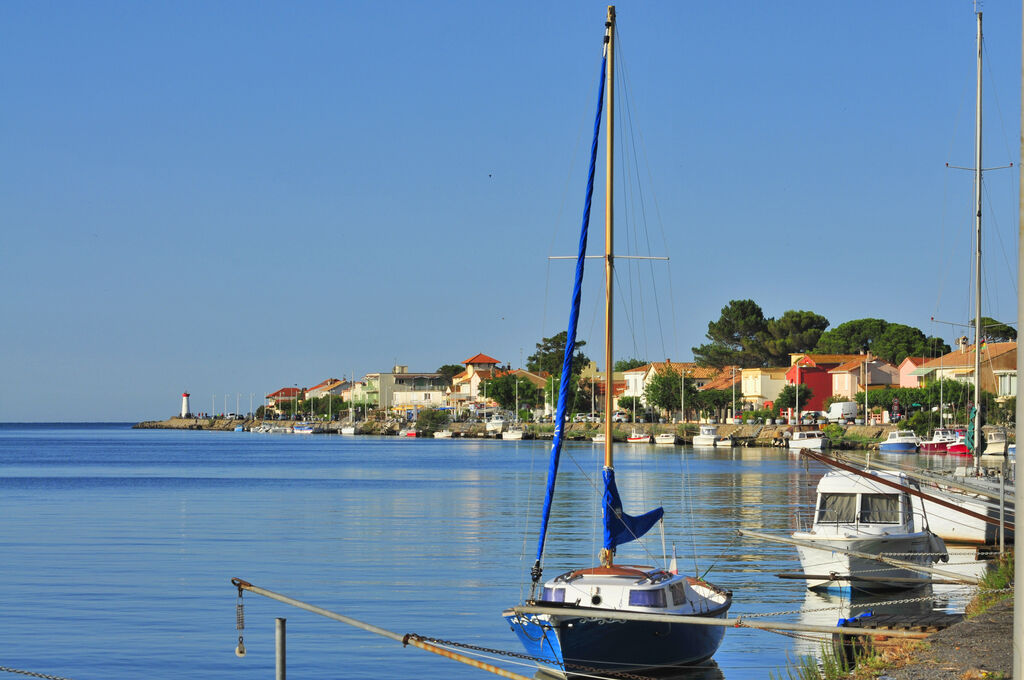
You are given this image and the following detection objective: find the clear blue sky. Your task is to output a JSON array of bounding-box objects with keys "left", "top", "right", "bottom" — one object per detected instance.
[{"left": 2, "top": 1, "right": 1020, "bottom": 421}]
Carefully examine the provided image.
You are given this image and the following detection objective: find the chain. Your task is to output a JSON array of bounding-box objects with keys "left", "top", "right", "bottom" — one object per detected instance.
[
  {"left": 0, "top": 666, "right": 76, "bottom": 680},
  {"left": 735, "top": 590, "right": 971, "bottom": 619},
  {"left": 408, "top": 634, "right": 657, "bottom": 680}
]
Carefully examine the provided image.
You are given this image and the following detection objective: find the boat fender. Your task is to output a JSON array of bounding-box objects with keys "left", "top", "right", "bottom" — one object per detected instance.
[{"left": 836, "top": 611, "right": 873, "bottom": 627}]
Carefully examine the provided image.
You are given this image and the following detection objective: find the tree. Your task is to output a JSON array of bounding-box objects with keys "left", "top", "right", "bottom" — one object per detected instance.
[
  {"left": 614, "top": 358, "right": 648, "bottom": 372},
  {"left": 415, "top": 408, "right": 449, "bottom": 432},
  {"left": 814, "top": 318, "right": 949, "bottom": 364},
  {"left": 644, "top": 367, "right": 698, "bottom": 416},
  {"left": 526, "top": 331, "right": 589, "bottom": 376},
  {"left": 980, "top": 316, "right": 1017, "bottom": 342},
  {"left": 480, "top": 374, "right": 541, "bottom": 411},
  {"left": 692, "top": 299, "right": 769, "bottom": 368},
  {"left": 758, "top": 310, "right": 830, "bottom": 365},
  {"left": 774, "top": 384, "right": 814, "bottom": 414},
  {"left": 618, "top": 396, "right": 643, "bottom": 419},
  {"left": 436, "top": 364, "right": 465, "bottom": 384},
  {"left": 692, "top": 389, "right": 732, "bottom": 420}
]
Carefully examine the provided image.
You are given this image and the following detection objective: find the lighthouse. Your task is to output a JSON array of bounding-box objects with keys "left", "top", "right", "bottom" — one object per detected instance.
[{"left": 181, "top": 392, "right": 191, "bottom": 418}]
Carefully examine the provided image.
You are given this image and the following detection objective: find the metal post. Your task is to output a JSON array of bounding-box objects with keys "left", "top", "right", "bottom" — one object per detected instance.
[
  {"left": 1016, "top": 4, "right": 1024, "bottom": 674},
  {"left": 276, "top": 618, "right": 286, "bottom": 680}
]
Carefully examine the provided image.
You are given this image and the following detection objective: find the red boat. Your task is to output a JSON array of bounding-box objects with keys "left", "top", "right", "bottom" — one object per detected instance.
[
  {"left": 920, "top": 428, "right": 957, "bottom": 454},
  {"left": 945, "top": 431, "right": 971, "bottom": 456}
]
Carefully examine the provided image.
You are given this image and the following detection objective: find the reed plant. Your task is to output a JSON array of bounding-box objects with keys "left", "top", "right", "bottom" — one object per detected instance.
[{"left": 966, "top": 550, "right": 1014, "bottom": 617}]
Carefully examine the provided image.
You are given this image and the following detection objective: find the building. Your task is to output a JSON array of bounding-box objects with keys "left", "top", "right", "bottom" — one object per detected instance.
[
  {"left": 784, "top": 353, "right": 863, "bottom": 412},
  {"left": 449, "top": 353, "right": 504, "bottom": 408},
  {"left": 379, "top": 365, "right": 449, "bottom": 413},
  {"left": 829, "top": 357, "right": 898, "bottom": 399},
  {"left": 911, "top": 342, "right": 1017, "bottom": 401},
  {"left": 265, "top": 386, "right": 304, "bottom": 414},
  {"left": 898, "top": 357, "right": 928, "bottom": 388},
  {"left": 305, "top": 378, "right": 349, "bottom": 399},
  {"left": 739, "top": 367, "right": 788, "bottom": 409},
  {"left": 351, "top": 375, "right": 380, "bottom": 408}
]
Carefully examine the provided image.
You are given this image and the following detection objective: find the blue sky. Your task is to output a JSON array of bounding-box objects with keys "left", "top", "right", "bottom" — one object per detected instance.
[{"left": 2, "top": 1, "right": 1020, "bottom": 421}]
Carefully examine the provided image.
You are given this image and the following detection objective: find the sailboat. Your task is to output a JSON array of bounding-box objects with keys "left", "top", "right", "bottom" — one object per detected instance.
[{"left": 502, "top": 8, "right": 732, "bottom": 675}]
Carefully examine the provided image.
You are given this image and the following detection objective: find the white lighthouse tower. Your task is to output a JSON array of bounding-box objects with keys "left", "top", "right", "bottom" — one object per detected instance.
[{"left": 181, "top": 392, "right": 191, "bottom": 418}]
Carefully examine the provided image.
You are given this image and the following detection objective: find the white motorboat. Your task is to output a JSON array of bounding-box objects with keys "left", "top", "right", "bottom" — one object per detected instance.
[
  {"left": 592, "top": 433, "right": 606, "bottom": 444},
  {"left": 433, "top": 429, "right": 453, "bottom": 439},
  {"left": 485, "top": 415, "right": 506, "bottom": 433},
  {"left": 984, "top": 428, "right": 1008, "bottom": 456},
  {"left": 692, "top": 425, "right": 717, "bottom": 447},
  {"left": 714, "top": 435, "right": 733, "bottom": 448},
  {"left": 292, "top": 423, "right": 315, "bottom": 434},
  {"left": 501, "top": 428, "right": 525, "bottom": 440},
  {"left": 793, "top": 470, "right": 948, "bottom": 592},
  {"left": 789, "top": 430, "right": 828, "bottom": 451},
  {"left": 654, "top": 432, "right": 679, "bottom": 445},
  {"left": 340, "top": 424, "right": 356, "bottom": 435}
]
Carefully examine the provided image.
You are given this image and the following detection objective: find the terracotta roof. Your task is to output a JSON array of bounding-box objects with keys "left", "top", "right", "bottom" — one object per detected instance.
[
  {"left": 792, "top": 353, "right": 864, "bottom": 367},
  {"left": 266, "top": 387, "right": 303, "bottom": 399},
  {"left": 462, "top": 353, "right": 500, "bottom": 365},
  {"left": 900, "top": 357, "right": 928, "bottom": 367},
  {"left": 648, "top": 361, "right": 720, "bottom": 380},
  {"left": 306, "top": 378, "right": 342, "bottom": 392},
  {"left": 830, "top": 358, "right": 888, "bottom": 373},
  {"left": 699, "top": 366, "right": 741, "bottom": 391},
  {"left": 917, "top": 342, "right": 1017, "bottom": 371}
]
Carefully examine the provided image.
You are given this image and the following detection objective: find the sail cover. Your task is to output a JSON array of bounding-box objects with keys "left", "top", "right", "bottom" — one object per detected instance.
[
  {"left": 532, "top": 56, "right": 606, "bottom": 573},
  {"left": 602, "top": 467, "right": 663, "bottom": 551}
]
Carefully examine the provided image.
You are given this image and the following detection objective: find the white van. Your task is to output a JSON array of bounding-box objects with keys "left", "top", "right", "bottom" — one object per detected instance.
[{"left": 825, "top": 401, "right": 858, "bottom": 424}]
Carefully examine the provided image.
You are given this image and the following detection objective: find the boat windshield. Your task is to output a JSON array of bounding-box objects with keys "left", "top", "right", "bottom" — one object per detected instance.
[
  {"left": 859, "top": 493, "right": 901, "bottom": 523},
  {"left": 816, "top": 493, "right": 856, "bottom": 523}
]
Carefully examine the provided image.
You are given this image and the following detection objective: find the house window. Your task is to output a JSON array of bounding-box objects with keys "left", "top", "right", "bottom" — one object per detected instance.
[
  {"left": 998, "top": 373, "right": 1017, "bottom": 397},
  {"left": 424, "top": 393, "right": 430, "bottom": 401}
]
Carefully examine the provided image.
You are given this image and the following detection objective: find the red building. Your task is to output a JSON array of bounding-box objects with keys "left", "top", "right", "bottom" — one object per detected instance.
[{"left": 784, "top": 353, "right": 863, "bottom": 413}]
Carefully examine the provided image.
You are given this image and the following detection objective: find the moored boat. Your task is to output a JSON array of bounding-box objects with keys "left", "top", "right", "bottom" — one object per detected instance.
[
  {"left": 654, "top": 432, "right": 679, "bottom": 445},
  {"left": 793, "top": 470, "right": 948, "bottom": 592},
  {"left": 714, "top": 434, "right": 733, "bottom": 447},
  {"left": 292, "top": 423, "right": 315, "bottom": 434},
  {"left": 501, "top": 428, "right": 525, "bottom": 440},
  {"left": 878, "top": 430, "right": 919, "bottom": 453},
  {"left": 432, "top": 429, "right": 453, "bottom": 439},
  {"left": 399, "top": 428, "right": 417, "bottom": 437},
  {"left": 920, "top": 428, "right": 957, "bottom": 453},
  {"left": 627, "top": 430, "right": 652, "bottom": 444},
  {"left": 692, "top": 424, "right": 717, "bottom": 447},
  {"left": 789, "top": 430, "right": 828, "bottom": 451}
]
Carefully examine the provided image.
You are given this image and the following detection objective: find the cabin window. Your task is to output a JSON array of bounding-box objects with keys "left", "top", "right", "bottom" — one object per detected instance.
[
  {"left": 860, "top": 493, "right": 900, "bottom": 523},
  {"left": 628, "top": 589, "right": 666, "bottom": 607},
  {"left": 541, "top": 587, "right": 565, "bottom": 603},
  {"left": 669, "top": 581, "right": 688, "bottom": 605},
  {"left": 817, "top": 493, "right": 856, "bottom": 523}
]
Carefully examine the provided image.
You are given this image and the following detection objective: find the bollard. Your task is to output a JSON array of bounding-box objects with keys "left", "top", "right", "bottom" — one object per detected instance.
[{"left": 276, "top": 618, "right": 286, "bottom": 680}]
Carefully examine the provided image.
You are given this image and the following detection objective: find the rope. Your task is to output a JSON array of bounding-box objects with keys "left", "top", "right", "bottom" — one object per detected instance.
[{"left": 0, "top": 667, "right": 75, "bottom": 680}]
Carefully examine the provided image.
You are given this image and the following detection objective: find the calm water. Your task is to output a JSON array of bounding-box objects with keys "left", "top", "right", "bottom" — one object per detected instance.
[{"left": 0, "top": 424, "right": 983, "bottom": 679}]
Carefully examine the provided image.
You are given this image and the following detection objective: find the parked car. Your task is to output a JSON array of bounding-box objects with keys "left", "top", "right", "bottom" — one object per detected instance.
[
  {"left": 611, "top": 411, "right": 628, "bottom": 423},
  {"left": 825, "top": 401, "right": 858, "bottom": 423}
]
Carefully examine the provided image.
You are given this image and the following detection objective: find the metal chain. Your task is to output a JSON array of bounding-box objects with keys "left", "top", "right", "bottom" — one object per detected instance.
[
  {"left": 735, "top": 590, "right": 972, "bottom": 619},
  {"left": 408, "top": 634, "right": 657, "bottom": 680},
  {"left": 0, "top": 666, "right": 75, "bottom": 680}
]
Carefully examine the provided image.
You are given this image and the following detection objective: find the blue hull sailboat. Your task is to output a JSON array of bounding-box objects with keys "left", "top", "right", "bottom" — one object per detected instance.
[{"left": 502, "top": 8, "right": 732, "bottom": 676}]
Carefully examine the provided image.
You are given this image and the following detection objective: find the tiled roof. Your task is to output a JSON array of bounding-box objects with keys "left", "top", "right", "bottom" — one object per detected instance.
[
  {"left": 917, "top": 342, "right": 1017, "bottom": 371},
  {"left": 792, "top": 353, "right": 865, "bottom": 367},
  {"left": 699, "top": 366, "right": 741, "bottom": 391},
  {"left": 462, "top": 353, "right": 501, "bottom": 365},
  {"left": 648, "top": 361, "right": 720, "bottom": 380},
  {"left": 306, "top": 378, "right": 342, "bottom": 392},
  {"left": 900, "top": 356, "right": 928, "bottom": 367},
  {"left": 830, "top": 358, "right": 887, "bottom": 373},
  {"left": 266, "top": 387, "right": 302, "bottom": 399}
]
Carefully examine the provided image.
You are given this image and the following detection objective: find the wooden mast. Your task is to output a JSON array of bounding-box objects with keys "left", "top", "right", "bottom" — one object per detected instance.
[
  {"left": 599, "top": 4, "right": 615, "bottom": 569},
  {"left": 603, "top": 5, "right": 615, "bottom": 471}
]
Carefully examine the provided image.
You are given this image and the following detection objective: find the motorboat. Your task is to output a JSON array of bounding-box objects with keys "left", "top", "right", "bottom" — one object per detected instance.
[
  {"left": 946, "top": 432, "right": 970, "bottom": 456},
  {"left": 433, "top": 429, "right": 453, "bottom": 439},
  {"left": 793, "top": 470, "right": 948, "bottom": 592},
  {"left": 789, "top": 430, "right": 828, "bottom": 451},
  {"left": 920, "top": 428, "right": 957, "bottom": 453},
  {"left": 878, "top": 430, "right": 920, "bottom": 453},
  {"left": 654, "top": 432, "right": 679, "bottom": 445},
  {"left": 399, "top": 428, "right": 418, "bottom": 437},
  {"left": 340, "top": 424, "right": 356, "bottom": 435},
  {"left": 592, "top": 433, "right": 606, "bottom": 444},
  {"left": 714, "top": 434, "right": 733, "bottom": 448},
  {"left": 485, "top": 415, "right": 506, "bottom": 433},
  {"left": 292, "top": 423, "right": 315, "bottom": 434},
  {"left": 692, "top": 425, "right": 718, "bottom": 447},
  {"left": 502, "top": 428, "right": 525, "bottom": 440},
  {"left": 984, "top": 428, "right": 1008, "bottom": 456},
  {"left": 627, "top": 430, "right": 652, "bottom": 444}
]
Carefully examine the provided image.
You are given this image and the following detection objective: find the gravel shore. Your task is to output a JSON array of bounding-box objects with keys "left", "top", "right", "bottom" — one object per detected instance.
[{"left": 883, "top": 598, "right": 1013, "bottom": 679}]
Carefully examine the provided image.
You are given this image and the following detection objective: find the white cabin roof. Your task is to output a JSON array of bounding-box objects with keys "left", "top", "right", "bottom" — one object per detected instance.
[{"left": 815, "top": 470, "right": 908, "bottom": 495}]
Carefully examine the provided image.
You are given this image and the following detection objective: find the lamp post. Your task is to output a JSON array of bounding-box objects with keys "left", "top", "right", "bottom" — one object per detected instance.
[{"left": 293, "top": 384, "right": 297, "bottom": 421}]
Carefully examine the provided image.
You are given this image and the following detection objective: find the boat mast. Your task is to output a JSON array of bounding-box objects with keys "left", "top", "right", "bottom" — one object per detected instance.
[
  {"left": 973, "top": 9, "right": 983, "bottom": 469},
  {"left": 603, "top": 5, "right": 615, "bottom": 470}
]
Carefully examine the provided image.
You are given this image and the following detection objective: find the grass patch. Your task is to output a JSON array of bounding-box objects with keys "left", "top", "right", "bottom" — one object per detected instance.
[
  {"left": 770, "top": 638, "right": 930, "bottom": 680},
  {"left": 966, "top": 551, "right": 1014, "bottom": 617}
]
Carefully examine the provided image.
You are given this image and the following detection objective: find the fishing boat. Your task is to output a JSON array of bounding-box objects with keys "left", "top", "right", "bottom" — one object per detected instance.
[
  {"left": 878, "top": 430, "right": 920, "bottom": 453},
  {"left": 627, "top": 430, "right": 651, "bottom": 444},
  {"left": 947, "top": 432, "right": 971, "bottom": 456},
  {"left": 292, "top": 423, "right": 315, "bottom": 434},
  {"left": 984, "top": 428, "right": 1008, "bottom": 456},
  {"left": 793, "top": 470, "right": 948, "bottom": 592},
  {"left": 692, "top": 424, "right": 718, "bottom": 447},
  {"left": 654, "top": 432, "right": 679, "bottom": 445},
  {"left": 503, "top": 10, "right": 732, "bottom": 675}
]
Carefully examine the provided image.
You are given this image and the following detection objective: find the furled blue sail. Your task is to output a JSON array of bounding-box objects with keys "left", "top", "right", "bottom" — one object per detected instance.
[
  {"left": 602, "top": 467, "right": 663, "bottom": 551},
  {"left": 531, "top": 57, "right": 606, "bottom": 582}
]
